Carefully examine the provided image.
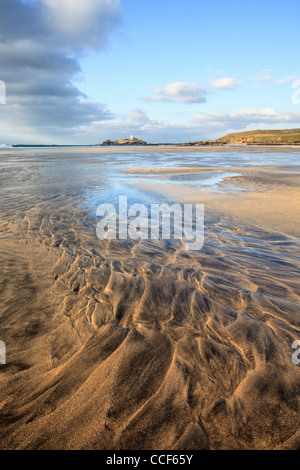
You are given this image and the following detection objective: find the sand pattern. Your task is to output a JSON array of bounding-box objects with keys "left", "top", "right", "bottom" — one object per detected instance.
[{"left": 0, "top": 148, "right": 299, "bottom": 450}]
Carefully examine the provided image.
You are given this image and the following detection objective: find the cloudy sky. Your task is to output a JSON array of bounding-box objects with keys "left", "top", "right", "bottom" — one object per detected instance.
[{"left": 1, "top": 0, "right": 300, "bottom": 144}]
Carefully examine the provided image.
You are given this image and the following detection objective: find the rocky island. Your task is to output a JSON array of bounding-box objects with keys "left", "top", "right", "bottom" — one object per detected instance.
[{"left": 102, "top": 136, "right": 147, "bottom": 146}]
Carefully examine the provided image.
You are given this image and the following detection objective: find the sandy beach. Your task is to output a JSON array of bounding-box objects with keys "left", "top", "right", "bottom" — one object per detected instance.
[{"left": 0, "top": 146, "right": 299, "bottom": 450}]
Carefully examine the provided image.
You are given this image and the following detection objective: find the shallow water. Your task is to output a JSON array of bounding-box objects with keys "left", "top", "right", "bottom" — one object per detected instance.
[{"left": 1, "top": 146, "right": 299, "bottom": 210}]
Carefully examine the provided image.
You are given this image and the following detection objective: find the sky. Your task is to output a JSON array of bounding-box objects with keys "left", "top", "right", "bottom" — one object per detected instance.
[{"left": 1, "top": 0, "right": 300, "bottom": 144}]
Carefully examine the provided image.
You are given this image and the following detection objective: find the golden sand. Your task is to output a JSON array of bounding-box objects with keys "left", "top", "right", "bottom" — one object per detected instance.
[{"left": 0, "top": 148, "right": 299, "bottom": 450}]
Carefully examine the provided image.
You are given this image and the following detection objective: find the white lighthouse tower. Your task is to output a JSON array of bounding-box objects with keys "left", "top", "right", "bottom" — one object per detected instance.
[{"left": 130, "top": 134, "right": 134, "bottom": 141}]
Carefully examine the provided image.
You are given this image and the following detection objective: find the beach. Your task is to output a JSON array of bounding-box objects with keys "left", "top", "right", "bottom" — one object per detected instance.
[{"left": 0, "top": 146, "right": 299, "bottom": 450}]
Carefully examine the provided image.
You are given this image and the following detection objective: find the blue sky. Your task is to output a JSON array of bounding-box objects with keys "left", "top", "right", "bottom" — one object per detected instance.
[{"left": 1, "top": 0, "right": 300, "bottom": 143}]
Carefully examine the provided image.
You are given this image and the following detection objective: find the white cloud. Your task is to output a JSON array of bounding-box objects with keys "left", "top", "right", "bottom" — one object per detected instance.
[
  {"left": 127, "top": 109, "right": 150, "bottom": 123},
  {"left": 42, "top": 0, "right": 121, "bottom": 49},
  {"left": 276, "top": 75, "right": 298, "bottom": 86},
  {"left": 211, "top": 77, "right": 240, "bottom": 90},
  {"left": 142, "top": 82, "right": 207, "bottom": 104},
  {"left": 192, "top": 108, "right": 300, "bottom": 128},
  {"left": 249, "top": 69, "right": 272, "bottom": 84},
  {"left": 143, "top": 77, "right": 240, "bottom": 105}
]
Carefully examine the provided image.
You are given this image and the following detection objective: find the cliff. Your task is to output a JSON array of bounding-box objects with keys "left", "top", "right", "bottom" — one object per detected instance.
[{"left": 216, "top": 129, "right": 300, "bottom": 145}]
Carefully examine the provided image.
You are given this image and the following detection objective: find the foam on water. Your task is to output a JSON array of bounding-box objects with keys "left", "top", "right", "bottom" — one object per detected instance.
[{"left": 0, "top": 144, "right": 12, "bottom": 149}]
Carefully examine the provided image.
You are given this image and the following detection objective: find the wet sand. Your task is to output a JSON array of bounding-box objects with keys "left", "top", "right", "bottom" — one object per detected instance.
[{"left": 0, "top": 147, "right": 299, "bottom": 450}]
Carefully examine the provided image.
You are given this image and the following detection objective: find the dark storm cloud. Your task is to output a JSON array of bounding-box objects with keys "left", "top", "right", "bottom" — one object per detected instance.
[
  {"left": 0, "top": 0, "right": 121, "bottom": 141},
  {"left": 0, "top": 0, "right": 44, "bottom": 41}
]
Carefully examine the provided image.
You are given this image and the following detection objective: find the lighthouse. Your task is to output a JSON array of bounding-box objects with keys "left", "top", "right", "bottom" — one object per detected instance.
[{"left": 130, "top": 134, "right": 134, "bottom": 141}]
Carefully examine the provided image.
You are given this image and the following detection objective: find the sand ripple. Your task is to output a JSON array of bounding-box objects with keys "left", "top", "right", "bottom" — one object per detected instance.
[{"left": 0, "top": 202, "right": 299, "bottom": 450}]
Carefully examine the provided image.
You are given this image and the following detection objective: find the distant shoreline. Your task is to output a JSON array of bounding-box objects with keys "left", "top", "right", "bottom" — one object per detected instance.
[
  {"left": 2, "top": 143, "right": 300, "bottom": 149},
  {"left": 2, "top": 128, "right": 300, "bottom": 149}
]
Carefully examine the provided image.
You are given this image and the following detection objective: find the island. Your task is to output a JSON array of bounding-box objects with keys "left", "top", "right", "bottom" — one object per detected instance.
[{"left": 102, "top": 136, "right": 147, "bottom": 146}]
